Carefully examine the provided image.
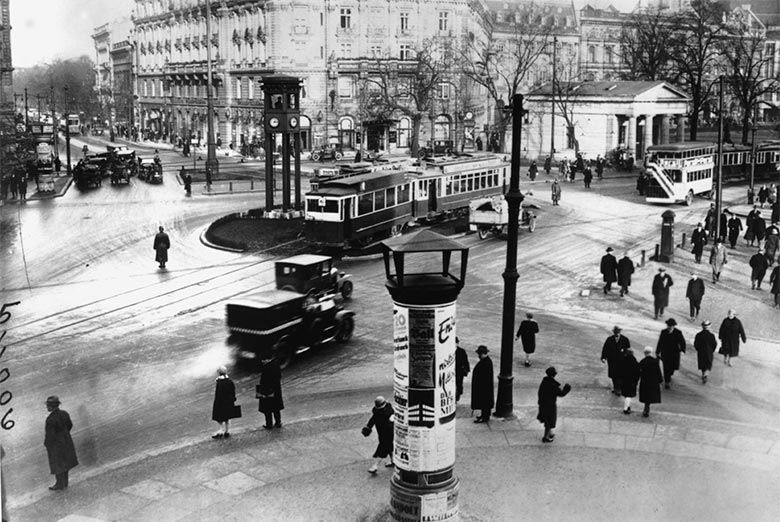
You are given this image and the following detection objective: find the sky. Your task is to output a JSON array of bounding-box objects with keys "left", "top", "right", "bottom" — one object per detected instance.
[{"left": 10, "top": 0, "right": 135, "bottom": 68}]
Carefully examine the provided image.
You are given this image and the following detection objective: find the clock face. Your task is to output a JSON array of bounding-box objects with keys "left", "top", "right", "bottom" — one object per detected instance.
[
  {"left": 465, "top": 111, "right": 474, "bottom": 120},
  {"left": 289, "top": 117, "right": 298, "bottom": 128},
  {"left": 268, "top": 117, "right": 279, "bottom": 128}
]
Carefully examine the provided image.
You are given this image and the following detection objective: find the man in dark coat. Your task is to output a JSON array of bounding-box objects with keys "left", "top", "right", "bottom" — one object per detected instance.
[
  {"left": 257, "top": 356, "right": 284, "bottom": 428},
  {"left": 718, "top": 309, "right": 746, "bottom": 366},
  {"left": 690, "top": 223, "right": 707, "bottom": 263},
  {"left": 718, "top": 211, "right": 728, "bottom": 242},
  {"left": 601, "top": 326, "right": 630, "bottom": 394},
  {"left": 617, "top": 251, "right": 635, "bottom": 297},
  {"left": 694, "top": 320, "right": 717, "bottom": 383},
  {"left": 655, "top": 318, "right": 686, "bottom": 389},
  {"left": 638, "top": 347, "right": 663, "bottom": 417},
  {"left": 651, "top": 267, "right": 673, "bottom": 319},
  {"left": 44, "top": 396, "right": 78, "bottom": 490},
  {"left": 583, "top": 165, "right": 593, "bottom": 188},
  {"left": 365, "top": 396, "right": 394, "bottom": 473},
  {"left": 455, "top": 337, "right": 470, "bottom": 402},
  {"left": 726, "top": 212, "right": 742, "bottom": 248},
  {"left": 536, "top": 367, "right": 571, "bottom": 442},
  {"left": 600, "top": 247, "right": 618, "bottom": 294},
  {"left": 543, "top": 155, "right": 551, "bottom": 176},
  {"left": 212, "top": 366, "right": 237, "bottom": 439},
  {"left": 704, "top": 203, "right": 716, "bottom": 238},
  {"left": 528, "top": 160, "right": 538, "bottom": 181},
  {"left": 771, "top": 264, "right": 780, "bottom": 308},
  {"left": 686, "top": 274, "right": 705, "bottom": 321},
  {"left": 749, "top": 211, "right": 766, "bottom": 245},
  {"left": 750, "top": 248, "right": 770, "bottom": 290},
  {"left": 515, "top": 312, "right": 539, "bottom": 367},
  {"left": 470, "top": 345, "right": 494, "bottom": 423},
  {"left": 153, "top": 226, "right": 170, "bottom": 269},
  {"left": 619, "top": 348, "right": 640, "bottom": 414},
  {"left": 745, "top": 206, "right": 761, "bottom": 245}
]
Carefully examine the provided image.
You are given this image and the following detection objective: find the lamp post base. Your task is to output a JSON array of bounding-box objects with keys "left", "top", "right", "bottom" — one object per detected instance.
[{"left": 494, "top": 374, "right": 516, "bottom": 419}]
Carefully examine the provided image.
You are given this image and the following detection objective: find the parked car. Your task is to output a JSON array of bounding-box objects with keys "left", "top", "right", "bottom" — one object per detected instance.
[
  {"left": 226, "top": 289, "right": 355, "bottom": 368},
  {"left": 310, "top": 143, "right": 344, "bottom": 162},
  {"left": 275, "top": 254, "right": 353, "bottom": 299},
  {"left": 418, "top": 139, "right": 454, "bottom": 159}
]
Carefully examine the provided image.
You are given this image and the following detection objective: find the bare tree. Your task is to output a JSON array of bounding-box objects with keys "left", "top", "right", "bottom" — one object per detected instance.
[
  {"left": 551, "top": 49, "right": 583, "bottom": 154},
  {"left": 361, "top": 39, "right": 454, "bottom": 158},
  {"left": 459, "top": 11, "right": 551, "bottom": 152},
  {"left": 619, "top": 7, "right": 677, "bottom": 82},
  {"left": 720, "top": 12, "right": 779, "bottom": 144},
  {"left": 668, "top": 0, "right": 729, "bottom": 140}
]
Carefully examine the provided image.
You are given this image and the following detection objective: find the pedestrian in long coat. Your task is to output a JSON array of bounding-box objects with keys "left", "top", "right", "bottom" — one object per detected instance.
[
  {"left": 595, "top": 156, "right": 605, "bottom": 179},
  {"left": 686, "top": 274, "right": 705, "bottom": 321},
  {"left": 718, "top": 310, "right": 746, "bottom": 366},
  {"left": 718, "top": 212, "right": 728, "bottom": 242},
  {"left": 470, "top": 345, "right": 494, "bottom": 423},
  {"left": 758, "top": 185, "right": 769, "bottom": 207},
  {"left": 153, "top": 226, "right": 170, "bottom": 269},
  {"left": 617, "top": 252, "right": 635, "bottom": 297},
  {"left": 694, "top": 320, "right": 717, "bottom": 383},
  {"left": 750, "top": 248, "right": 770, "bottom": 290},
  {"left": 655, "top": 318, "right": 686, "bottom": 388},
  {"left": 750, "top": 213, "right": 767, "bottom": 244},
  {"left": 528, "top": 161, "right": 538, "bottom": 181},
  {"left": 770, "top": 265, "right": 780, "bottom": 307},
  {"left": 651, "top": 267, "right": 673, "bottom": 319},
  {"left": 364, "top": 396, "right": 394, "bottom": 473},
  {"left": 212, "top": 366, "right": 237, "bottom": 439},
  {"left": 257, "top": 357, "right": 284, "bottom": 429},
  {"left": 726, "top": 213, "right": 743, "bottom": 248},
  {"left": 638, "top": 348, "right": 663, "bottom": 417},
  {"left": 18, "top": 173, "right": 27, "bottom": 201},
  {"left": 551, "top": 179, "right": 561, "bottom": 205},
  {"left": 44, "top": 396, "right": 78, "bottom": 490},
  {"left": 601, "top": 326, "right": 630, "bottom": 394},
  {"left": 600, "top": 247, "right": 618, "bottom": 294},
  {"left": 709, "top": 239, "right": 728, "bottom": 283},
  {"left": 455, "top": 338, "right": 470, "bottom": 402},
  {"left": 618, "top": 348, "right": 640, "bottom": 414},
  {"left": 704, "top": 204, "right": 716, "bottom": 237},
  {"left": 745, "top": 206, "right": 761, "bottom": 245},
  {"left": 583, "top": 166, "right": 593, "bottom": 188},
  {"left": 536, "top": 367, "right": 571, "bottom": 442},
  {"left": 764, "top": 228, "right": 779, "bottom": 265},
  {"left": 515, "top": 313, "right": 539, "bottom": 367},
  {"left": 543, "top": 156, "right": 551, "bottom": 175},
  {"left": 691, "top": 223, "right": 707, "bottom": 263}
]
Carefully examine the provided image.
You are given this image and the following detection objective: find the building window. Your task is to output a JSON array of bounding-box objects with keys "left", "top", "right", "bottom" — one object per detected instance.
[
  {"left": 248, "top": 78, "right": 254, "bottom": 99},
  {"left": 143, "top": 80, "right": 148, "bottom": 97},
  {"left": 606, "top": 46, "right": 614, "bottom": 65},
  {"left": 438, "top": 12, "right": 449, "bottom": 32},
  {"left": 439, "top": 83, "right": 451, "bottom": 99},
  {"left": 159, "top": 80, "right": 164, "bottom": 96},
  {"left": 151, "top": 80, "right": 156, "bottom": 97},
  {"left": 340, "top": 8, "right": 351, "bottom": 29},
  {"left": 588, "top": 45, "right": 596, "bottom": 63},
  {"left": 340, "top": 43, "right": 352, "bottom": 57},
  {"left": 370, "top": 45, "right": 382, "bottom": 57},
  {"left": 236, "top": 77, "right": 242, "bottom": 99},
  {"left": 338, "top": 76, "right": 354, "bottom": 98},
  {"left": 320, "top": 12, "right": 324, "bottom": 26},
  {"left": 400, "top": 12, "right": 409, "bottom": 32},
  {"left": 399, "top": 44, "right": 412, "bottom": 60},
  {"left": 398, "top": 117, "right": 411, "bottom": 147}
]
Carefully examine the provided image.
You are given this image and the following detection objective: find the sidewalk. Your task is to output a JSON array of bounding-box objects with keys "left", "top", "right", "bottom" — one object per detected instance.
[
  {"left": 0, "top": 175, "right": 71, "bottom": 205},
  {"left": 10, "top": 405, "right": 779, "bottom": 522}
]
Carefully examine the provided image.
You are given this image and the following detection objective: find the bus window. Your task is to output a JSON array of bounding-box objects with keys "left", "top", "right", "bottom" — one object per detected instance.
[{"left": 670, "top": 170, "right": 682, "bottom": 183}]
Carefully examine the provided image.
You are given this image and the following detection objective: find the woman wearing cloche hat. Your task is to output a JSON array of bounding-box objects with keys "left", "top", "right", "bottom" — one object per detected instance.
[
  {"left": 694, "top": 320, "right": 717, "bottom": 384},
  {"left": 471, "top": 345, "right": 494, "bottom": 423},
  {"left": 44, "top": 395, "right": 79, "bottom": 490}
]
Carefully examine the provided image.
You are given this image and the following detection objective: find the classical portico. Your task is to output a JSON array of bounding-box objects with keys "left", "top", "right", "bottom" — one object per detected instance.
[{"left": 524, "top": 81, "right": 689, "bottom": 160}]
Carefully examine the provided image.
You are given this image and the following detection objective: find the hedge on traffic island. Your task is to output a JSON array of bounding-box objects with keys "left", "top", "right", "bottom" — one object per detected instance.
[{"left": 205, "top": 209, "right": 305, "bottom": 252}]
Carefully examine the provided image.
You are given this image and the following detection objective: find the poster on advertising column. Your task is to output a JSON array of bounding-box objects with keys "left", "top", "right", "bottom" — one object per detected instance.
[{"left": 392, "top": 302, "right": 457, "bottom": 473}]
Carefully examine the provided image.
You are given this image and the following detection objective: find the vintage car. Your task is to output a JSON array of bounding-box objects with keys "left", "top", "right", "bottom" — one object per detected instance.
[
  {"left": 226, "top": 289, "right": 355, "bottom": 368},
  {"left": 72, "top": 161, "right": 103, "bottom": 189},
  {"left": 109, "top": 149, "right": 137, "bottom": 184},
  {"left": 469, "top": 195, "right": 538, "bottom": 239},
  {"left": 417, "top": 139, "right": 454, "bottom": 159},
  {"left": 310, "top": 143, "right": 344, "bottom": 162},
  {"left": 137, "top": 157, "right": 163, "bottom": 183},
  {"left": 275, "top": 254, "right": 353, "bottom": 299}
]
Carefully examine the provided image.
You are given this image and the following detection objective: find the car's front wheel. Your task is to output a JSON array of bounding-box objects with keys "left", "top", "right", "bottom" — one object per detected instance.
[
  {"left": 336, "top": 316, "right": 354, "bottom": 343},
  {"left": 340, "top": 280, "right": 353, "bottom": 299}
]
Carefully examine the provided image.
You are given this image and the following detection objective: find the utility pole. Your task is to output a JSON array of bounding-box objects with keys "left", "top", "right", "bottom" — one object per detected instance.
[
  {"left": 550, "top": 36, "right": 557, "bottom": 159},
  {"left": 494, "top": 93, "right": 526, "bottom": 419},
  {"left": 204, "top": 0, "right": 219, "bottom": 188},
  {"left": 24, "top": 87, "right": 29, "bottom": 129},
  {"left": 749, "top": 101, "right": 758, "bottom": 198},
  {"left": 715, "top": 76, "right": 723, "bottom": 240},
  {"left": 51, "top": 85, "right": 58, "bottom": 156},
  {"left": 64, "top": 87, "right": 72, "bottom": 176}
]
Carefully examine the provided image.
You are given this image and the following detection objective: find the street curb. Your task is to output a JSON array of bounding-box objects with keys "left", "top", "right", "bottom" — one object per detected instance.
[{"left": 199, "top": 226, "right": 244, "bottom": 253}]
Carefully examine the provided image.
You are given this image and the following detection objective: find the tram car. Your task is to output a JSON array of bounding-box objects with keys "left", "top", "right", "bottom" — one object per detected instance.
[{"left": 304, "top": 154, "right": 509, "bottom": 247}]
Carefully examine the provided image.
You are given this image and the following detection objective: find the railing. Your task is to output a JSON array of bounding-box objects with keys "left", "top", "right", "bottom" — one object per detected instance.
[{"left": 644, "top": 161, "right": 674, "bottom": 199}]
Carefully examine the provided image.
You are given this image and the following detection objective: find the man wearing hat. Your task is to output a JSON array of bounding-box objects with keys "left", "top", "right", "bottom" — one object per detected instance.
[
  {"left": 455, "top": 337, "right": 470, "bottom": 403},
  {"left": 536, "top": 367, "right": 571, "bottom": 443},
  {"left": 685, "top": 273, "right": 705, "bottom": 321},
  {"left": 749, "top": 247, "right": 770, "bottom": 290},
  {"left": 709, "top": 238, "right": 728, "bottom": 284},
  {"left": 44, "top": 396, "right": 78, "bottom": 490},
  {"left": 470, "top": 345, "right": 494, "bottom": 423},
  {"left": 600, "top": 247, "right": 618, "bottom": 295},
  {"left": 694, "top": 320, "right": 718, "bottom": 383},
  {"left": 601, "top": 326, "right": 631, "bottom": 394},
  {"left": 638, "top": 347, "right": 663, "bottom": 417},
  {"left": 691, "top": 222, "right": 708, "bottom": 264},
  {"left": 655, "top": 318, "right": 686, "bottom": 389},
  {"left": 651, "top": 266, "right": 673, "bottom": 319},
  {"left": 726, "top": 210, "right": 743, "bottom": 249},
  {"left": 718, "top": 309, "right": 746, "bottom": 367}
]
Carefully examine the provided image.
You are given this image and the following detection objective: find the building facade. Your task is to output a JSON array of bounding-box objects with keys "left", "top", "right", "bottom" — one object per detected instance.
[
  {"left": 92, "top": 17, "right": 134, "bottom": 138},
  {"left": 0, "top": 0, "right": 14, "bottom": 174}
]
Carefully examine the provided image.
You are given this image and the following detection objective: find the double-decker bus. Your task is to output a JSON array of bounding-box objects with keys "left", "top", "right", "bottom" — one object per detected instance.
[{"left": 644, "top": 142, "right": 716, "bottom": 206}]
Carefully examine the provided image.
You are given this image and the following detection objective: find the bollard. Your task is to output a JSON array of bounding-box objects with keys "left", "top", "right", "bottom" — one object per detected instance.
[
  {"left": 654, "top": 244, "right": 660, "bottom": 261},
  {"left": 229, "top": 181, "right": 233, "bottom": 192},
  {"left": 681, "top": 232, "right": 686, "bottom": 249},
  {"left": 641, "top": 249, "right": 646, "bottom": 267},
  {"left": 251, "top": 179, "right": 254, "bottom": 190}
]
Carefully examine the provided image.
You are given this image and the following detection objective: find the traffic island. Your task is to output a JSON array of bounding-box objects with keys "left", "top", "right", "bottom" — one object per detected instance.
[{"left": 205, "top": 210, "right": 306, "bottom": 254}]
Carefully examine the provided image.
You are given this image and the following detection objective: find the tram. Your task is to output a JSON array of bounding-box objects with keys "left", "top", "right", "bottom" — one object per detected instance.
[{"left": 304, "top": 154, "right": 509, "bottom": 247}]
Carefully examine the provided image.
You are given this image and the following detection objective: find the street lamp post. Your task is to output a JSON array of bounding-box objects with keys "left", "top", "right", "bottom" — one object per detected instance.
[
  {"left": 715, "top": 76, "right": 724, "bottom": 240},
  {"left": 64, "top": 87, "right": 72, "bottom": 176},
  {"left": 494, "top": 94, "right": 526, "bottom": 419},
  {"left": 204, "top": 0, "right": 219, "bottom": 187},
  {"left": 749, "top": 102, "right": 758, "bottom": 199},
  {"left": 550, "top": 36, "right": 557, "bottom": 159},
  {"left": 24, "top": 87, "right": 29, "bottom": 129}
]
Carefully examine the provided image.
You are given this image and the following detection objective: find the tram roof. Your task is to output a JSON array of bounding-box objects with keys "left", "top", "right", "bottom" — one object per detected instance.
[
  {"left": 647, "top": 142, "right": 717, "bottom": 151},
  {"left": 307, "top": 170, "right": 409, "bottom": 196}
]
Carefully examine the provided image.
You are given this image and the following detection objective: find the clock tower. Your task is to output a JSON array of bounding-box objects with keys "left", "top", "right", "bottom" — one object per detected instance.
[{"left": 261, "top": 76, "right": 303, "bottom": 212}]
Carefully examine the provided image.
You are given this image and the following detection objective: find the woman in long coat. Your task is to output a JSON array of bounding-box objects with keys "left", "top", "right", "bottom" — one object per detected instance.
[
  {"left": 153, "top": 226, "right": 170, "bottom": 269},
  {"left": 212, "top": 366, "right": 237, "bottom": 439},
  {"left": 764, "top": 228, "right": 779, "bottom": 265},
  {"left": 619, "top": 348, "right": 640, "bottom": 414},
  {"left": 655, "top": 318, "right": 686, "bottom": 388},
  {"left": 257, "top": 357, "right": 284, "bottom": 429},
  {"left": 694, "top": 321, "right": 717, "bottom": 383},
  {"left": 718, "top": 310, "right": 746, "bottom": 366},
  {"left": 709, "top": 239, "right": 728, "bottom": 283},
  {"left": 617, "top": 253, "right": 635, "bottom": 297},
  {"left": 44, "top": 396, "right": 78, "bottom": 490},
  {"left": 470, "top": 345, "right": 494, "bottom": 423},
  {"left": 770, "top": 265, "right": 780, "bottom": 308},
  {"left": 638, "top": 348, "right": 663, "bottom": 418},
  {"left": 365, "top": 396, "right": 394, "bottom": 473},
  {"left": 536, "top": 367, "right": 571, "bottom": 442}
]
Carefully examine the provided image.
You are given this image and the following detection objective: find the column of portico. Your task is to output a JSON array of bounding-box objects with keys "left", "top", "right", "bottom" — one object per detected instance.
[
  {"left": 660, "top": 115, "right": 670, "bottom": 144},
  {"left": 642, "top": 114, "right": 654, "bottom": 158},
  {"left": 627, "top": 116, "right": 636, "bottom": 156},
  {"left": 676, "top": 115, "right": 686, "bottom": 142}
]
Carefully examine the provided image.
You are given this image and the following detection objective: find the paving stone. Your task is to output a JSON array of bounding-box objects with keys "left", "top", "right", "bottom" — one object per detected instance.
[
  {"left": 560, "top": 418, "right": 611, "bottom": 434},
  {"left": 244, "top": 461, "right": 296, "bottom": 484},
  {"left": 663, "top": 439, "right": 705, "bottom": 459},
  {"left": 203, "top": 471, "right": 264, "bottom": 496},
  {"left": 56, "top": 516, "right": 110, "bottom": 522},
  {"left": 120, "top": 479, "right": 180, "bottom": 500},
  {"left": 157, "top": 460, "right": 226, "bottom": 489},
  {"left": 610, "top": 420, "right": 656, "bottom": 438},
  {"left": 282, "top": 434, "right": 340, "bottom": 453},
  {"left": 243, "top": 440, "right": 306, "bottom": 461},
  {"left": 504, "top": 429, "right": 540, "bottom": 446},
  {"left": 726, "top": 435, "right": 775, "bottom": 454},
  {"left": 312, "top": 445, "right": 366, "bottom": 467},
  {"left": 267, "top": 452, "right": 330, "bottom": 475},
  {"left": 685, "top": 428, "right": 730, "bottom": 447},
  {"left": 624, "top": 435, "right": 665, "bottom": 454},
  {"left": 583, "top": 432, "right": 625, "bottom": 450},
  {"left": 654, "top": 424, "right": 688, "bottom": 441},
  {"left": 549, "top": 431, "right": 586, "bottom": 447},
  {"left": 456, "top": 431, "right": 475, "bottom": 449},
  {"left": 199, "top": 450, "right": 258, "bottom": 476},
  {"left": 464, "top": 430, "right": 508, "bottom": 447},
  {"left": 74, "top": 492, "right": 150, "bottom": 521}
]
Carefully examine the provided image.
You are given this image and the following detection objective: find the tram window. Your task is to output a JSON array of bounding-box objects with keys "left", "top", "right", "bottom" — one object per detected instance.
[
  {"left": 398, "top": 184, "right": 410, "bottom": 203},
  {"left": 481, "top": 173, "right": 487, "bottom": 189},
  {"left": 387, "top": 187, "right": 396, "bottom": 207},
  {"left": 375, "top": 190, "right": 386, "bottom": 210},
  {"left": 757, "top": 152, "right": 766, "bottom": 164},
  {"left": 773, "top": 152, "right": 780, "bottom": 162},
  {"left": 306, "top": 199, "right": 318, "bottom": 212},
  {"left": 358, "top": 193, "right": 373, "bottom": 215},
  {"left": 467, "top": 175, "right": 473, "bottom": 192},
  {"left": 460, "top": 178, "right": 468, "bottom": 192}
]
